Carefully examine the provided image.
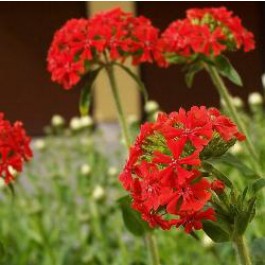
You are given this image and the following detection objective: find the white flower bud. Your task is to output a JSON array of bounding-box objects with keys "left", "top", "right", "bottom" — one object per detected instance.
[
  {"left": 8, "top": 166, "right": 18, "bottom": 178},
  {"left": 92, "top": 185, "right": 105, "bottom": 201},
  {"left": 108, "top": 166, "right": 118, "bottom": 176},
  {"left": 202, "top": 234, "right": 214, "bottom": 248},
  {"left": 51, "top": 115, "right": 65, "bottom": 127},
  {"left": 80, "top": 164, "right": 91, "bottom": 176},
  {"left": 0, "top": 178, "right": 6, "bottom": 189},
  {"left": 80, "top": 116, "right": 93, "bottom": 128},
  {"left": 127, "top": 115, "right": 138, "bottom": 126},
  {"left": 144, "top": 100, "right": 159, "bottom": 113},
  {"left": 34, "top": 139, "right": 46, "bottom": 151},
  {"left": 248, "top": 92, "right": 263, "bottom": 105},
  {"left": 230, "top": 142, "right": 243, "bottom": 155},
  {"left": 232, "top": 97, "right": 244, "bottom": 108},
  {"left": 70, "top": 117, "right": 82, "bottom": 131},
  {"left": 151, "top": 111, "right": 159, "bottom": 121}
]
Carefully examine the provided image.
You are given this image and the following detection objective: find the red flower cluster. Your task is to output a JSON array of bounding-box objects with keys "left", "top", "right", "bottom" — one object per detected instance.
[
  {"left": 159, "top": 6, "right": 255, "bottom": 63},
  {"left": 0, "top": 113, "right": 32, "bottom": 185},
  {"left": 47, "top": 8, "right": 159, "bottom": 89},
  {"left": 119, "top": 106, "right": 245, "bottom": 233}
]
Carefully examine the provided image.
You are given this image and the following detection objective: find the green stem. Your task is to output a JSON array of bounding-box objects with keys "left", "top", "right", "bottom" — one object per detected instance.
[
  {"left": 233, "top": 235, "right": 252, "bottom": 265},
  {"left": 105, "top": 63, "right": 161, "bottom": 265},
  {"left": 146, "top": 233, "right": 161, "bottom": 265},
  {"left": 206, "top": 65, "right": 261, "bottom": 175},
  {"left": 105, "top": 63, "right": 131, "bottom": 150}
]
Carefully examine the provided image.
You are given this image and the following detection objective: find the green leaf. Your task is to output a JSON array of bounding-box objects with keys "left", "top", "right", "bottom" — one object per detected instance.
[
  {"left": 118, "top": 195, "right": 152, "bottom": 237},
  {"left": 250, "top": 178, "right": 265, "bottom": 194},
  {"left": 203, "top": 221, "right": 230, "bottom": 243},
  {"left": 202, "top": 161, "right": 233, "bottom": 188},
  {"left": 184, "top": 64, "right": 203, "bottom": 88},
  {"left": 207, "top": 153, "right": 260, "bottom": 179},
  {"left": 114, "top": 63, "right": 148, "bottom": 102},
  {"left": 215, "top": 55, "right": 243, "bottom": 86},
  {"left": 79, "top": 68, "right": 102, "bottom": 116}
]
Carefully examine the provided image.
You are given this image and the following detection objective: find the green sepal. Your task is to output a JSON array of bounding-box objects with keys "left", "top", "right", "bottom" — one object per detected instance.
[
  {"left": 214, "top": 55, "right": 243, "bottom": 86},
  {"left": 118, "top": 195, "right": 152, "bottom": 237},
  {"left": 250, "top": 178, "right": 265, "bottom": 195},
  {"left": 114, "top": 63, "right": 148, "bottom": 103},
  {"left": 202, "top": 161, "right": 233, "bottom": 189},
  {"left": 203, "top": 221, "right": 230, "bottom": 243},
  {"left": 79, "top": 67, "right": 102, "bottom": 116}
]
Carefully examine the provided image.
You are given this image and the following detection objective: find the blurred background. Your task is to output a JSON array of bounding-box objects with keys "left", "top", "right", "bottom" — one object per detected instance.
[{"left": 0, "top": 1, "right": 264, "bottom": 135}]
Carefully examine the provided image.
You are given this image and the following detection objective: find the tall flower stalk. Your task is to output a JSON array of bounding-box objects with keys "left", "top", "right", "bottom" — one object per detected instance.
[
  {"left": 47, "top": 8, "right": 162, "bottom": 265},
  {"left": 205, "top": 64, "right": 260, "bottom": 174},
  {"left": 105, "top": 62, "right": 161, "bottom": 265}
]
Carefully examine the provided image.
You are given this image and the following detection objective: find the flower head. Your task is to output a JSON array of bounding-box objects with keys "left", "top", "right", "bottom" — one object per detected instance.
[
  {"left": 119, "top": 106, "right": 244, "bottom": 232},
  {"left": 47, "top": 8, "right": 159, "bottom": 89},
  {"left": 159, "top": 6, "right": 255, "bottom": 66},
  {"left": 0, "top": 113, "right": 33, "bottom": 185}
]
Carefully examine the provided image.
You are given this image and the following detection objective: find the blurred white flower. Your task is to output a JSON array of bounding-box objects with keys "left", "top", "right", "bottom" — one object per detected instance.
[
  {"left": 232, "top": 96, "right": 244, "bottom": 108},
  {"left": 70, "top": 117, "right": 82, "bottom": 131},
  {"left": 201, "top": 234, "right": 214, "bottom": 248},
  {"left": 8, "top": 166, "right": 18, "bottom": 178},
  {"left": 230, "top": 142, "right": 243, "bottom": 155},
  {"left": 261, "top": 73, "right": 265, "bottom": 89},
  {"left": 0, "top": 178, "right": 6, "bottom": 189},
  {"left": 248, "top": 92, "right": 263, "bottom": 105},
  {"left": 92, "top": 185, "right": 105, "bottom": 201},
  {"left": 80, "top": 164, "right": 91, "bottom": 176},
  {"left": 80, "top": 116, "right": 93, "bottom": 128},
  {"left": 144, "top": 100, "right": 159, "bottom": 113},
  {"left": 108, "top": 166, "right": 118, "bottom": 176},
  {"left": 51, "top": 114, "right": 65, "bottom": 127},
  {"left": 34, "top": 139, "right": 46, "bottom": 151},
  {"left": 127, "top": 114, "right": 138, "bottom": 126}
]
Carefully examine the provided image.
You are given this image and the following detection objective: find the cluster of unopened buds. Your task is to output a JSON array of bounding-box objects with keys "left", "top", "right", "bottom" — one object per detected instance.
[
  {"left": 0, "top": 113, "right": 33, "bottom": 185},
  {"left": 119, "top": 106, "right": 245, "bottom": 233}
]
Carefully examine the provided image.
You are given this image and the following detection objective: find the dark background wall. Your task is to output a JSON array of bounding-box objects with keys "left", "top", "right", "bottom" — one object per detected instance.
[
  {"left": 0, "top": 2, "right": 86, "bottom": 135},
  {"left": 138, "top": 2, "right": 265, "bottom": 112},
  {"left": 0, "top": 2, "right": 264, "bottom": 135}
]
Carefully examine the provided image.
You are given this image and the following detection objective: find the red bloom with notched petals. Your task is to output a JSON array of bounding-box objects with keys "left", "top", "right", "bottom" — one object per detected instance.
[
  {"left": 47, "top": 8, "right": 160, "bottom": 89},
  {"left": 0, "top": 113, "right": 33, "bottom": 185},
  {"left": 158, "top": 6, "right": 255, "bottom": 66},
  {"left": 119, "top": 106, "right": 245, "bottom": 233}
]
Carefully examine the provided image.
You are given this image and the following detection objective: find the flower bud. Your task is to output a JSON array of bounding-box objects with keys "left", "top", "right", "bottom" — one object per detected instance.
[
  {"left": 0, "top": 178, "right": 6, "bottom": 189},
  {"left": 70, "top": 117, "right": 82, "bottom": 131},
  {"left": 92, "top": 185, "right": 105, "bottom": 201},
  {"left": 80, "top": 164, "right": 91, "bottom": 176},
  {"left": 34, "top": 139, "right": 46, "bottom": 151},
  {"left": 201, "top": 234, "right": 214, "bottom": 248},
  {"left": 248, "top": 92, "right": 263, "bottom": 105},
  {"left": 127, "top": 115, "right": 139, "bottom": 126},
  {"left": 8, "top": 166, "right": 18, "bottom": 178},
  {"left": 108, "top": 166, "right": 118, "bottom": 176},
  {"left": 80, "top": 116, "right": 93, "bottom": 128},
  {"left": 51, "top": 114, "right": 65, "bottom": 127},
  {"left": 232, "top": 96, "right": 244, "bottom": 109},
  {"left": 144, "top": 100, "right": 159, "bottom": 113},
  {"left": 230, "top": 142, "right": 243, "bottom": 155}
]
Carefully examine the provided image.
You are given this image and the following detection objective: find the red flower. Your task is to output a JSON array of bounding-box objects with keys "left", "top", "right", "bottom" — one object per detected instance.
[
  {"left": 159, "top": 6, "right": 255, "bottom": 64},
  {"left": 47, "top": 8, "right": 160, "bottom": 89},
  {"left": 211, "top": 179, "right": 225, "bottom": 194},
  {"left": 0, "top": 113, "right": 33, "bottom": 185},
  {"left": 119, "top": 106, "right": 245, "bottom": 233}
]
